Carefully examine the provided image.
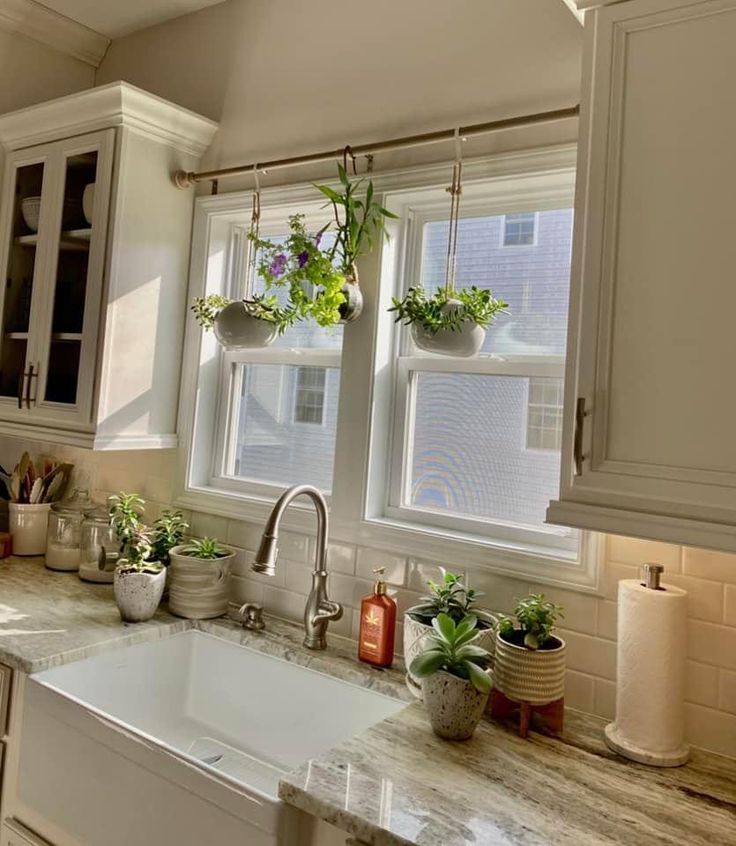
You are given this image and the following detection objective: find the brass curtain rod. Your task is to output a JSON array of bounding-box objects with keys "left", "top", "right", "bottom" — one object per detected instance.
[{"left": 173, "top": 104, "right": 580, "bottom": 190}]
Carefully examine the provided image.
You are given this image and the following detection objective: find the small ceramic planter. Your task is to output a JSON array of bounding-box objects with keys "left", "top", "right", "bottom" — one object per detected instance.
[
  {"left": 113, "top": 564, "right": 166, "bottom": 623},
  {"left": 167, "top": 545, "right": 236, "bottom": 619},
  {"left": 339, "top": 269, "right": 363, "bottom": 324},
  {"left": 411, "top": 320, "right": 485, "bottom": 357},
  {"left": 214, "top": 301, "right": 278, "bottom": 349},
  {"left": 492, "top": 632, "right": 566, "bottom": 706},
  {"left": 403, "top": 614, "right": 496, "bottom": 699},
  {"left": 422, "top": 670, "right": 489, "bottom": 740},
  {"left": 9, "top": 502, "right": 52, "bottom": 556}
]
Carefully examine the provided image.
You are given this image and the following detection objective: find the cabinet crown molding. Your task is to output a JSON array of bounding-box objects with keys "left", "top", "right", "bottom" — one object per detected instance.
[
  {"left": 0, "top": 0, "right": 109, "bottom": 67},
  {"left": 0, "top": 82, "right": 219, "bottom": 156}
]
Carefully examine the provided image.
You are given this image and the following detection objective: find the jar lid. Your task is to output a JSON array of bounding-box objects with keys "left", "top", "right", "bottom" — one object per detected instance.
[
  {"left": 82, "top": 502, "right": 110, "bottom": 521},
  {"left": 51, "top": 488, "right": 95, "bottom": 514}
]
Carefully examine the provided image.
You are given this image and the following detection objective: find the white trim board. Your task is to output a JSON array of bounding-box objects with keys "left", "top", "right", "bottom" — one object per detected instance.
[
  {"left": 0, "top": 0, "right": 110, "bottom": 67},
  {"left": 562, "top": 0, "right": 585, "bottom": 22}
]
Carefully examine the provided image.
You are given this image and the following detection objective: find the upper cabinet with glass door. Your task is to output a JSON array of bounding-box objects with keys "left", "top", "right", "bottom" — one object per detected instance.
[
  {"left": 547, "top": 0, "right": 736, "bottom": 552},
  {"left": 0, "top": 83, "right": 218, "bottom": 449}
]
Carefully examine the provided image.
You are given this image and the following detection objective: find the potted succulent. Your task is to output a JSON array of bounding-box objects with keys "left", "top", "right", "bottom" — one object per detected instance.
[
  {"left": 2, "top": 453, "right": 72, "bottom": 555},
  {"left": 390, "top": 284, "right": 508, "bottom": 357},
  {"left": 404, "top": 572, "right": 497, "bottom": 698},
  {"left": 494, "top": 593, "right": 566, "bottom": 706},
  {"left": 191, "top": 292, "right": 295, "bottom": 350},
  {"left": 109, "top": 493, "right": 166, "bottom": 623},
  {"left": 409, "top": 613, "right": 492, "bottom": 740},
  {"left": 167, "top": 536, "right": 237, "bottom": 620}
]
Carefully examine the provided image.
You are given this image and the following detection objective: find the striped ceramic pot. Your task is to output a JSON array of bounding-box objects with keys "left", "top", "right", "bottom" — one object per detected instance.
[{"left": 492, "top": 631, "right": 566, "bottom": 706}]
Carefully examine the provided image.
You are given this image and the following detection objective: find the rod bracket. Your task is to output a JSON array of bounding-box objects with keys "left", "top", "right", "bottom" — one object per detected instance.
[{"left": 174, "top": 169, "right": 196, "bottom": 189}]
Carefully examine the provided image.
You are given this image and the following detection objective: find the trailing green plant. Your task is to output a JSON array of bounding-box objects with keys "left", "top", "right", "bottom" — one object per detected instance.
[
  {"left": 497, "top": 593, "right": 564, "bottom": 650},
  {"left": 179, "top": 536, "right": 229, "bottom": 560},
  {"left": 151, "top": 509, "right": 189, "bottom": 565},
  {"left": 108, "top": 492, "right": 162, "bottom": 574},
  {"left": 389, "top": 285, "right": 508, "bottom": 335},
  {"left": 406, "top": 571, "right": 495, "bottom": 629},
  {"left": 409, "top": 613, "right": 492, "bottom": 694},
  {"left": 190, "top": 293, "right": 298, "bottom": 335},
  {"left": 314, "top": 163, "right": 398, "bottom": 275}
]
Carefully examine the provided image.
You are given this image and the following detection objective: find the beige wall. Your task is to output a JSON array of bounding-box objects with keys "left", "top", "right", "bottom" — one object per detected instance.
[
  {"left": 97, "top": 0, "right": 584, "bottom": 187},
  {"left": 2, "top": 435, "right": 735, "bottom": 761},
  {"left": 0, "top": 29, "right": 94, "bottom": 115}
]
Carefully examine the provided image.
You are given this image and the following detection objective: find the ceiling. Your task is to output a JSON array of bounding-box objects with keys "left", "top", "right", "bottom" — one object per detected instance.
[{"left": 38, "top": 0, "right": 228, "bottom": 38}]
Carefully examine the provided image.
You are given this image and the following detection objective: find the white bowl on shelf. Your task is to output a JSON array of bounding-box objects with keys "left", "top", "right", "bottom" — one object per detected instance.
[
  {"left": 21, "top": 197, "right": 41, "bottom": 232},
  {"left": 82, "top": 183, "right": 95, "bottom": 225}
]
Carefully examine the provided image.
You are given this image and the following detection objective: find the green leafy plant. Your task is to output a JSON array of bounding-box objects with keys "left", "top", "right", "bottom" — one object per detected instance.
[
  {"left": 407, "top": 572, "right": 495, "bottom": 629},
  {"left": 409, "top": 613, "right": 492, "bottom": 694},
  {"left": 179, "top": 536, "right": 229, "bottom": 560},
  {"left": 389, "top": 285, "right": 508, "bottom": 335},
  {"left": 108, "top": 492, "right": 162, "bottom": 574},
  {"left": 497, "top": 593, "right": 564, "bottom": 650},
  {"left": 151, "top": 509, "right": 189, "bottom": 565},
  {"left": 314, "top": 163, "right": 398, "bottom": 275}
]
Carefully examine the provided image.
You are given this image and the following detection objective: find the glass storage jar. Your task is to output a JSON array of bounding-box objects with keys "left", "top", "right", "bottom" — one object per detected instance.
[
  {"left": 79, "top": 503, "right": 119, "bottom": 584},
  {"left": 45, "top": 489, "right": 94, "bottom": 571}
]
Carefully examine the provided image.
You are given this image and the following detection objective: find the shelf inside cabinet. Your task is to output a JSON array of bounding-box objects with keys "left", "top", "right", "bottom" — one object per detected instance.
[
  {"left": 16, "top": 229, "right": 91, "bottom": 252},
  {"left": 5, "top": 332, "right": 29, "bottom": 340},
  {"left": 51, "top": 333, "right": 82, "bottom": 342}
]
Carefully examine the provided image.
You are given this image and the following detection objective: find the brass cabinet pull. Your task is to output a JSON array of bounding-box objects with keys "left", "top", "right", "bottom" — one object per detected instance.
[
  {"left": 16, "top": 370, "right": 25, "bottom": 409},
  {"left": 574, "top": 397, "right": 588, "bottom": 476},
  {"left": 25, "top": 363, "right": 37, "bottom": 409}
]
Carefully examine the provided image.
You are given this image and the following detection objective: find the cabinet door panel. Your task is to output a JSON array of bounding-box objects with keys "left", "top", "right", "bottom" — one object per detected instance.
[
  {"left": 550, "top": 0, "right": 736, "bottom": 543},
  {"left": 31, "top": 130, "right": 114, "bottom": 429}
]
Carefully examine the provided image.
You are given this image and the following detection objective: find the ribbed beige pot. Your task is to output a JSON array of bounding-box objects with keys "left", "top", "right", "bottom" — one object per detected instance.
[
  {"left": 403, "top": 614, "right": 496, "bottom": 699},
  {"left": 492, "top": 631, "right": 566, "bottom": 706},
  {"left": 423, "top": 670, "right": 489, "bottom": 740}
]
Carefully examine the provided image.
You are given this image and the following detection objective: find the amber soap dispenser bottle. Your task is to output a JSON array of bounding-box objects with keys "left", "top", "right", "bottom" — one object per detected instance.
[{"left": 358, "top": 567, "right": 397, "bottom": 668}]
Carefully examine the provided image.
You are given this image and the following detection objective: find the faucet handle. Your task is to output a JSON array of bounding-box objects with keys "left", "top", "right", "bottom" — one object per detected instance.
[{"left": 238, "top": 602, "right": 265, "bottom": 631}]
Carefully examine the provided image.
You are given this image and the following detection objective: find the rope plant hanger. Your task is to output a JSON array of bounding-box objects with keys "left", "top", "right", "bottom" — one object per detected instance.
[{"left": 388, "top": 128, "right": 509, "bottom": 358}]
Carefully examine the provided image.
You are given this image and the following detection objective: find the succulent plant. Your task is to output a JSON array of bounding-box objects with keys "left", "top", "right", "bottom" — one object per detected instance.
[
  {"left": 497, "top": 593, "right": 564, "bottom": 650},
  {"left": 179, "top": 536, "right": 229, "bottom": 560},
  {"left": 406, "top": 572, "right": 495, "bottom": 629}
]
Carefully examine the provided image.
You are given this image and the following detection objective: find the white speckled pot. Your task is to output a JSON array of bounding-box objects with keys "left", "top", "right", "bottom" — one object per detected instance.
[
  {"left": 492, "top": 632, "right": 566, "bottom": 706},
  {"left": 113, "top": 565, "right": 166, "bottom": 623},
  {"left": 403, "top": 614, "right": 496, "bottom": 699},
  {"left": 422, "top": 670, "right": 489, "bottom": 740},
  {"left": 167, "top": 545, "right": 236, "bottom": 620}
]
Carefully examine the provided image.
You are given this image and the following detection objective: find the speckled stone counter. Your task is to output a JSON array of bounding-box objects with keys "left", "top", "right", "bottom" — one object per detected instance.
[{"left": 280, "top": 705, "right": 736, "bottom": 846}]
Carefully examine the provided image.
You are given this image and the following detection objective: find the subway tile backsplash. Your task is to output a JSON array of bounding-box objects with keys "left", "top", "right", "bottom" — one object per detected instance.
[{"left": 2, "top": 437, "right": 736, "bottom": 760}]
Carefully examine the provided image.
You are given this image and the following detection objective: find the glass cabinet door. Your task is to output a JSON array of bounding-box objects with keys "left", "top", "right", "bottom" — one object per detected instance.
[
  {"left": 31, "top": 130, "right": 114, "bottom": 426},
  {"left": 0, "top": 153, "right": 49, "bottom": 412}
]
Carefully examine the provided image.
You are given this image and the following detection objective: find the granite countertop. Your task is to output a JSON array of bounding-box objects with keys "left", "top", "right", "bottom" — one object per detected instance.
[{"left": 1, "top": 557, "right": 735, "bottom": 846}]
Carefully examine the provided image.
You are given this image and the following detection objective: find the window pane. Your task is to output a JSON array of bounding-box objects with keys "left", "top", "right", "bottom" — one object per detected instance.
[
  {"left": 420, "top": 208, "right": 573, "bottom": 356},
  {"left": 407, "top": 372, "right": 562, "bottom": 529},
  {"left": 251, "top": 232, "right": 343, "bottom": 350},
  {"left": 230, "top": 364, "right": 338, "bottom": 491},
  {"left": 526, "top": 377, "right": 563, "bottom": 451}
]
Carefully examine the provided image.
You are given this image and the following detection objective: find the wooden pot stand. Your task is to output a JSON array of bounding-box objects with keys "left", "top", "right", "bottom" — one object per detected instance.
[{"left": 488, "top": 689, "right": 564, "bottom": 739}]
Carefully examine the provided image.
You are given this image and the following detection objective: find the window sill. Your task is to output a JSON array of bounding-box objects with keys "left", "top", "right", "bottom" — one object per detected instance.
[{"left": 175, "top": 484, "right": 603, "bottom": 593}]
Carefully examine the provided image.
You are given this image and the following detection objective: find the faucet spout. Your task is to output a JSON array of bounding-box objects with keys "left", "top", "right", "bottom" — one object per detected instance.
[{"left": 251, "top": 484, "right": 342, "bottom": 650}]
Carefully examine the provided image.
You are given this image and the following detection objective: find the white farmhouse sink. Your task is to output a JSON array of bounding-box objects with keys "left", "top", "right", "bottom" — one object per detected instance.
[{"left": 20, "top": 631, "right": 404, "bottom": 846}]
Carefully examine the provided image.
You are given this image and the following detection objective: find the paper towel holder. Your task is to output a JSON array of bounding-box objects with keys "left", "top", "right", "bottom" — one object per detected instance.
[{"left": 641, "top": 562, "right": 665, "bottom": 590}]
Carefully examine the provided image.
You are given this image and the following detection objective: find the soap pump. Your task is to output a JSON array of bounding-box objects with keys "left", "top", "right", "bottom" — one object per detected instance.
[{"left": 358, "top": 567, "right": 397, "bottom": 668}]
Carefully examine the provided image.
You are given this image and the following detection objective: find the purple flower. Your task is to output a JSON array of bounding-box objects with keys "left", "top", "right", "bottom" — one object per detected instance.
[
  {"left": 298, "top": 250, "right": 309, "bottom": 268},
  {"left": 269, "top": 253, "right": 287, "bottom": 278}
]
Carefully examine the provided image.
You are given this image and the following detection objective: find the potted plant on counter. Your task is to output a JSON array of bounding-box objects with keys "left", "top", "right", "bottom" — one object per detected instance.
[
  {"left": 109, "top": 493, "right": 165, "bottom": 623},
  {"left": 409, "top": 613, "right": 492, "bottom": 740},
  {"left": 151, "top": 509, "right": 190, "bottom": 567},
  {"left": 389, "top": 284, "right": 508, "bottom": 357},
  {"left": 167, "top": 536, "right": 237, "bottom": 620},
  {"left": 404, "top": 572, "right": 497, "bottom": 698},
  {"left": 494, "top": 594, "right": 566, "bottom": 707}
]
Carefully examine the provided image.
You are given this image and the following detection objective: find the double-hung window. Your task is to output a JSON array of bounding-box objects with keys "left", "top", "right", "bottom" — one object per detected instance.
[{"left": 378, "top": 165, "right": 579, "bottom": 558}]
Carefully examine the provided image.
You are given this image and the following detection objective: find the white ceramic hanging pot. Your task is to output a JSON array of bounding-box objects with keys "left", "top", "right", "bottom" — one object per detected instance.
[
  {"left": 411, "top": 300, "right": 486, "bottom": 357},
  {"left": 214, "top": 301, "right": 278, "bottom": 349},
  {"left": 492, "top": 631, "right": 566, "bottom": 706},
  {"left": 339, "top": 268, "right": 363, "bottom": 324},
  {"left": 422, "top": 670, "right": 490, "bottom": 740},
  {"left": 113, "top": 565, "right": 166, "bottom": 623}
]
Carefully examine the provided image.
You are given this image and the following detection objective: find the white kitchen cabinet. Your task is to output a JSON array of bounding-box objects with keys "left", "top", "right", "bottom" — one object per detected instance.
[
  {"left": 0, "top": 83, "right": 217, "bottom": 449},
  {"left": 1, "top": 820, "right": 51, "bottom": 846},
  {"left": 547, "top": 0, "right": 736, "bottom": 551}
]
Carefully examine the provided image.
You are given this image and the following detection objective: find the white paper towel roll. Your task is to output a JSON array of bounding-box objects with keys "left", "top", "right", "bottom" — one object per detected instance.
[{"left": 605, "top": 578, "right": 690, "bottom": 767}]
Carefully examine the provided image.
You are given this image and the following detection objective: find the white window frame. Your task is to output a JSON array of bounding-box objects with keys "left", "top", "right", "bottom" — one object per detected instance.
[
  {"left": 524, "top": 377, "right": 564, "bottom": 453},
  {"left": 501, "top": 210, "right": 538, "bottom": 246},
  {"left": 292, "top": 366, "right": 328, "bottom": 426},
  {"left": 176, "top": 144, "right": 603, "bottom": 591}
]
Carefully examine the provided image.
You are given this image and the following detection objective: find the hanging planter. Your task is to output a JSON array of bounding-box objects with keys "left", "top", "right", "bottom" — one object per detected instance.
[
  {"left": 389, "top": 147, "right": 508, "bottom": 357},
  {"left": 339, "top": 265, "right": 363, "bottom": 324}
]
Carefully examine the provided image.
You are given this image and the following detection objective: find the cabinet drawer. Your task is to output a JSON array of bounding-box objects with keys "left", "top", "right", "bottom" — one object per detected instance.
[
  {"left": 1, "top": 820, "right": 52, "bottom": 846},
  {"left": 0, "top": 664, "right": 11, "bottom": 736}
]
